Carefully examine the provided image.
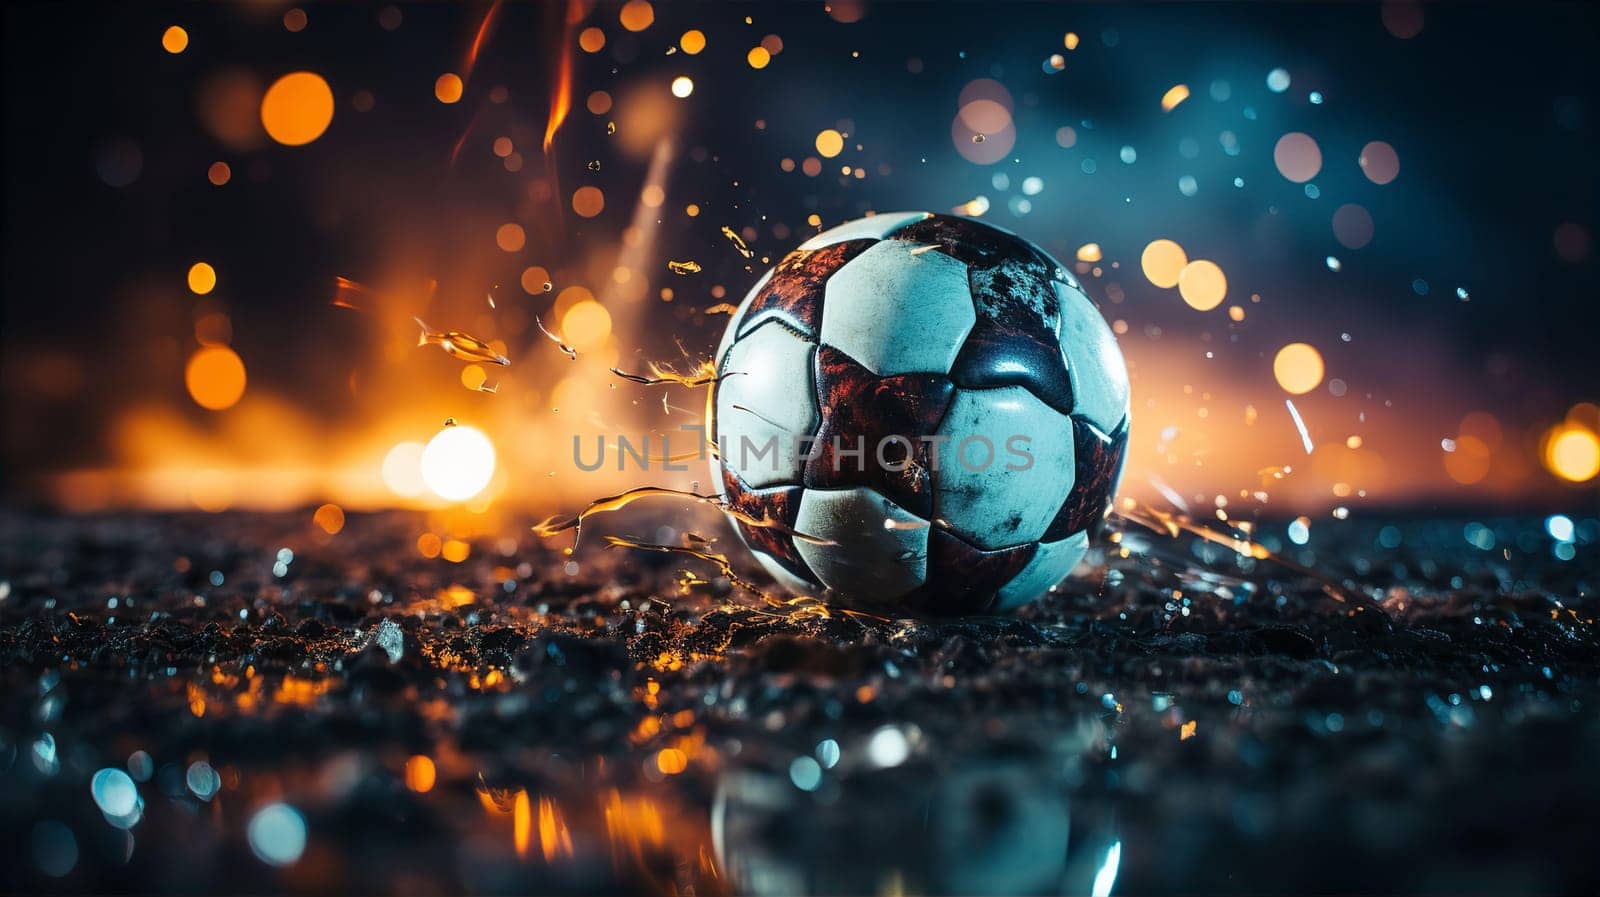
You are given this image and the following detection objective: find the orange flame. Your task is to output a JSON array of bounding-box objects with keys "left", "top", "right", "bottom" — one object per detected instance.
[
  {"left": 537, "top": 796, "right": 574, "bottom": 862},
  {"left": 513, "top": 789, "right": 532, "bottom": 858},
  {"left": 543, "top": 1, "right": 580, "bottom": 153},
  {"left": 461, "top": 0, "right": 503, "bottom": 86}
]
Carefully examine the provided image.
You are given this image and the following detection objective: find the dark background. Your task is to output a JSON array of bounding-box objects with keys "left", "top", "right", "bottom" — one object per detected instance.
[{"left": 2, "top": 0, "right": 1596, "bottom": 508}]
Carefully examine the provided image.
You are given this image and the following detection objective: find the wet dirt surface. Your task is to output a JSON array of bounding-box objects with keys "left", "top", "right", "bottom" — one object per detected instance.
[{"left": 1, "top": 509, "right": 1596, "bottom": 894}]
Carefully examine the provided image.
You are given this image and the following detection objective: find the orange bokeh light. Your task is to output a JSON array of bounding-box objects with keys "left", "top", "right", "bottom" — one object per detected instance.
[
  {"left": 185, "top": 346, "right": 247, "bottom": 411},
  {"left": 161, "top": 26, "right": 188, "bottom": 54},
  {"left": 260, "top": 72, "right": 335, "bottom": 146},
  {"left": 312, "top": 503, "right": 345, "bottom": 534},
  {"left": 435, "top": 73, "right": 463, "bottom": 104},
  {"left": 495, "top": 222, "right": 526, "bottom": 252},
  {"left": 1273, "top": 343, "right": 1325, "bottom": 395},
  {"left": 187, "top": 262, "right": 217, "bottom": 295},
  {"left": 619, "top": 0, "right": 654, "bottom": 32},
  {"left": 571, "top": 186, "right": 605, "bottom": 218},
  {"left": 404, "top": 755, "right": 436, "bottom": 793}
]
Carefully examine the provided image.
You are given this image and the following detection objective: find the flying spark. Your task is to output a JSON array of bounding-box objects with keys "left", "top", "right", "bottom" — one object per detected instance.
[
  {"left": 1284, "top": 399, "right": 1315, "bottom": 455},
  {"left": 543, "top": 1, "right": 579, "bottom": 153}
]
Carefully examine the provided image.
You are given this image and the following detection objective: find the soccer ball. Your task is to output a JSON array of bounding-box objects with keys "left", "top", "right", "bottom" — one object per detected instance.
[{"left": 709, "top": 212, "right": 1129, "bottom": 614}]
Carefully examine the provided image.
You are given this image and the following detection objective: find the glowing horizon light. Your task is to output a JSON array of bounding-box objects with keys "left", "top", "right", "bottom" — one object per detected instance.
[
  {"left": 381, "top": 442, "right": 427, "bottom": 497},
  {"left": 185, "top": 346, "right": 247, "bottom": 411},
  {"left": 420, "top": 424, "right": 496, "bottom": 502},
  {"left": 670, "top": 75, "right": 694, "bottom": 98},
  {"left": 1141, "top": 239, "right": 1188, "bottom": 288},
  {"left": 1546, "top": 425, "right": 1600, "bottom": 483},
  {"left": 1177, "top": 259, "right": 1227, "bottom": 310},
  {"left": 260, "top": 72, "right": 334, "bottom": 146},
  {"left": 1273, "top": 343, "right": 1325, "bottom": 395},
  {"left": 162, "top": 25, "right": 189, "bottom": 54}
]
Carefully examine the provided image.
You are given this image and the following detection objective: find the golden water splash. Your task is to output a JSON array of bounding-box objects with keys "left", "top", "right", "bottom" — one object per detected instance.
[
  {"left": 1116, "top": 503, "right": 1365, "bottom": 607},
  {"left": 609, "top": 358, "right": 722, "bottom": 388},
  {"left": 601, "top": 535, "right": 834, "bottom": 619},
  {"left": 719, "top": 225, "right": 754, "bottom": 259},
  {"left": 602, "top": 534, "right": 774, "bottom": 601},
  {"left": 413, "top": 317, "right": 511, "bottom": 366},
  {"left": 531, "top": 486, "right": 836, "bottom": 551},
  {"left": 597, "top": 439, "right": 713, "bottom": 465},
  {"left": 702, "top": 302, "right": 738, "bottom": 315},
  {"left": 667, "top": 260, "right": 702, "bottom": 275},
  {"left": 534, "top": 314, "right": 578, "bottom": 360}
]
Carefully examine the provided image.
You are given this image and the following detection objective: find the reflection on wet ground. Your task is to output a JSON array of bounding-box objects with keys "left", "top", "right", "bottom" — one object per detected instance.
[{"left": 0, "top": 509, "right": 1596, "bottom": 894}]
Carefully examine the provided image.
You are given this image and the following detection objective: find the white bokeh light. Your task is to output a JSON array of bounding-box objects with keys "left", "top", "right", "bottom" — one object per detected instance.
[{"left": 420, "top": 425, "right": 496, "bottom": 502}]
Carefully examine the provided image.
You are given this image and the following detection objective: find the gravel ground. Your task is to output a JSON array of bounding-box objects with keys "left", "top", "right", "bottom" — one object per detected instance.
[{"left": 0, "top": 508, "right": 1596, "bottom": 895}]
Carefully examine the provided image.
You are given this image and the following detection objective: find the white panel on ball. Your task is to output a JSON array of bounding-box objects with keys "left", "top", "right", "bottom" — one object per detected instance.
[
  {"left": 820, "top": 240, "right": 976, "bottom": 376},
  {"left": 933, "top": 386, "right": 1077, "bottom": 551},
  {"left": 715, "top": 320, "right": 818, "bottom": 489},
  {"left": 1054, "top": 281, "right": 1129, "bottom": 433},
  {"left": 793, "top": 487, "right": 930, "bottom": 600},
  {"left": 994, "top": 530, "right": 1089, "bottom": 610},
  {"left": 716, "top": 267, "right": 774, "bottom": 369},
  {"left": 797, "top": 211, "right": 931, "bottom": 251}
]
